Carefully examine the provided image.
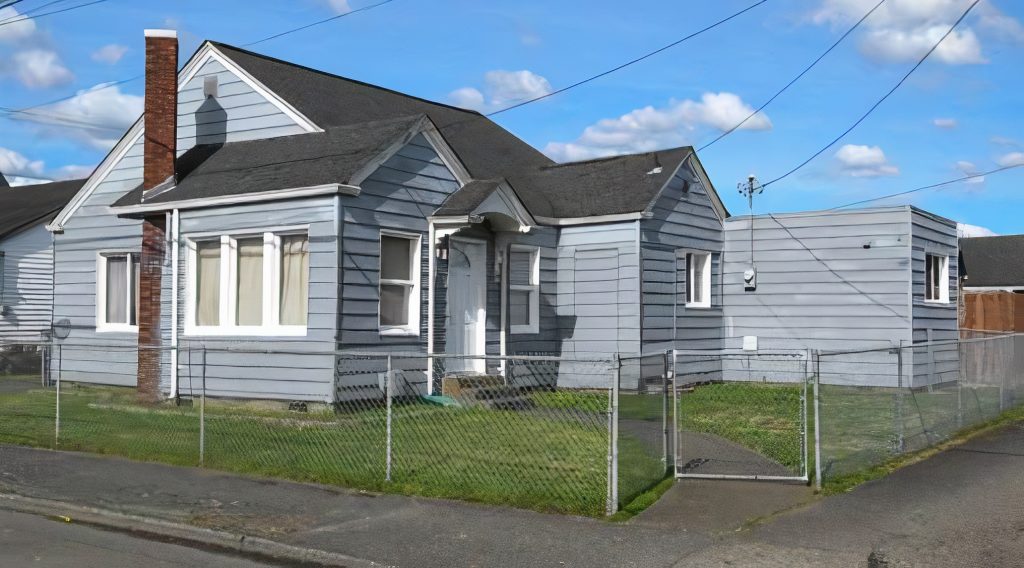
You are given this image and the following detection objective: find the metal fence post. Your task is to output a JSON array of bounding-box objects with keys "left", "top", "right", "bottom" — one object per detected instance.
[
  {"left": 385, "top": 354, "right": 393, "bottom": 483},
  {"left": 54, "top": 345, "right": 61, "bottom": 448},
  {"left": 662, "top": 350, "right": 670, "bottom": 467},
  {"left": 802, "top": 349, "right": 810, "bottom": 481},
  {"left": 606, "top": 354, "right": 620, "bottom": 516},
  {"left": 895, "top": 341, "right": 905, "bottom": 453},
  {"left": 200, "top": 347, "right": 206, "bottom": 467},
  {"left": 671, "top": 349, "right": 678, "bottom": 477},
  {"left": 813, "top": 350, "right": 822, "bottom": 491}
]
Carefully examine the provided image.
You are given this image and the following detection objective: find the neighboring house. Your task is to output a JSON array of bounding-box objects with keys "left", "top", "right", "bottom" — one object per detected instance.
[
  {"left": 0, "top": 178, "right": 85, "bottom": 342},
  {"left": 42, "top": 30, "right": 958, "bottom": 401},
  {"left": 722, "top": 206, "right": 960, "bottom": 387},
  {"left": 959, "top": 235, "right": 1024, "bottom": 333}
]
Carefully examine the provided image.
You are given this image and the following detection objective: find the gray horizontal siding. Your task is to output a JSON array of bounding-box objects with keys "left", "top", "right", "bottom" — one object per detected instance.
[
  {"left": 339, "top": 134, "right": 460, "bottom": 355},
  {"left": 53, "top": 54, "right": 310, "bottom": 389},
  {"left": 503, "top": 227, "right": 561, "bottom": 356},
  {"left": 0, "top": 223, "right": 55, "bottom": 342},
  {"left": 640, "top": 165, "right": 725, "bottom": 357},
  {"left": 910, "top": 210, "right": 959, "bottom": 387}
]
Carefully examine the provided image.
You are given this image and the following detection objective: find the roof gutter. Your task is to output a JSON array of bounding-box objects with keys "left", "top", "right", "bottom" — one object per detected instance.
[
  {"left": 108, "top": 182, "right": 360, "bottom": 216},
  {"left": 533, "top": 211, "right": 645, "bottom": 226}
]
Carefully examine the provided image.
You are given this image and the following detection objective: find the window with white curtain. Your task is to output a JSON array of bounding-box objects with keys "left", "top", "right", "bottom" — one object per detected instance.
[
  {"left": 186, "top": 231, "right": 309, "bottom": 335},
  {"left": 97, "top": 252, "right": 140, "bottom": 331},
  {"left": 925, "top": 254, "right": 949, "bottom": 303},
  {"left": 379, "top": 232, "right": 420, "bottom": 335},
  {"left": 508, "top": 246, "right": 539, "bottom": 334},
  {"left": 685, "top": 251, "right": 711, "bottom": 308}
]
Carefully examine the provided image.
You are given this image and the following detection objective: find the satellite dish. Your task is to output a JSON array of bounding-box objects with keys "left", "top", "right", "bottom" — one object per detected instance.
[{"left": 52, "top": 318, "right": 72, "bottom": 340}]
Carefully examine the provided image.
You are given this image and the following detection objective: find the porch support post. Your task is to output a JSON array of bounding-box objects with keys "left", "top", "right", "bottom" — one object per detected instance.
[{"left": 426, "top": 221, "right": 435, "bottom": 395}]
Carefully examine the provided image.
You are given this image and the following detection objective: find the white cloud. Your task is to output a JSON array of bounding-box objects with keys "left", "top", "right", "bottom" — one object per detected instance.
[
  {"left": 11, "top": 82, "right": 143, "bottom": 150},
  {"left": 10, "top": 49, "right": 74, "bottom": 88},
  {"left": 810, "top": 0, "right": 1023, "bottom": 65},
  {"left": 544, "top": 92, "right": 771, "bottom": 162},
  {"left": 957, "top": 222, "right": 998, "bottom": 237},
  {"left": 91, "top": 44, "right": 128, "bottom": 65},
  {"left": 326, "top": 0, "right": 351, "bottom": 14},
  {"left": 0, "top": 147, "right": 45, "bottom": 180},
  {"left": 53, "top": 164, "right": 94, "bottom": 180},
  {"left": 448, "top": 70, "right": 552, "bottom": 111},
  {"left": 932, "top": 117, "right": 957, "bottom": 129},
  {"left": 996, "top": 152, "right": 1024, "bottom": 167},
  {"left": 0, "top": 7, "right": 37, "bottom": 43},
  {"left": 834, "top": 144, "right": 900, "bottom": 177},
  {"left": 990, "top": 135, "right": 1018, "bottom": 146},
  {"left": 955, "top": 160, "right": 985, "bottom": 185},
  {"left": 447, "top": 87, "right": 486, "bottom": 111}
]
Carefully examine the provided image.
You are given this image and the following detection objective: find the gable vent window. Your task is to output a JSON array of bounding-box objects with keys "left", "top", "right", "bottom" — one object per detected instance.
[
  {"left": 684, "top": 251, "right": 712, "bottom": 309},
  {"left": 508, "top": 246, "right": 540, "bottom": 335},
  {"left": 97, "top": 252, "right": 140, "bottom": 332},
  {"left": 925, "top": 254, "right": 949, "bottom": 303},
  {"left": 186, "top": 230, "right": 309, "bottom": 336}
]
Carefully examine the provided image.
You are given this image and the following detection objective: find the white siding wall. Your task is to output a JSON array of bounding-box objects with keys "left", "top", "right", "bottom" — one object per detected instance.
[{"left": 0, "top": 223, "right": 55, "bottom": 342}]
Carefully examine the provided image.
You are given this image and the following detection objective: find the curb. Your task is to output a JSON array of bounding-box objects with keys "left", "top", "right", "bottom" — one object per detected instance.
[{"left": 0, "top": 493, "right": 380, "bottom": 568}]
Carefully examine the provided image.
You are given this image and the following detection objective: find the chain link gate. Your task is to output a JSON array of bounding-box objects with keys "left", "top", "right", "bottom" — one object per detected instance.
[{"left": 671, "top": 349, "right": 810, "bottom": 482}]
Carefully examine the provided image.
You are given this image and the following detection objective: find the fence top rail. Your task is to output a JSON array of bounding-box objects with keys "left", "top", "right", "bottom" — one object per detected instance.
[
  {"left": 818, "top": 332, "right": 1021, "bottom": 358},
  {"left": 673, "top": 348, "right": 809, "bottom": 357}
]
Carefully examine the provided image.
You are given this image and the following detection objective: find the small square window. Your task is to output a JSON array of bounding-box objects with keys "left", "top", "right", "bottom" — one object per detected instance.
[
  {"left": 379, "top": 233, "right": 421, "bottom": 335},
  {"left": 508, "top": 246, "right": 539, "bottom": 334}
]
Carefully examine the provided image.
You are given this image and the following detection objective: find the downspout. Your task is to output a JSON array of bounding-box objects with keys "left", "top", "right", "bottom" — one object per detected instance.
[
  {"left": 426, "top": 220, "right": 435, "bottom": 395},
  {"left": 170, "top": 208, "right": 179, "bottom": 399}
]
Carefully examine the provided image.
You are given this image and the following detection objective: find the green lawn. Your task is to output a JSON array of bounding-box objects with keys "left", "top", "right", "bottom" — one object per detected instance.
[
  {"left": 677, "top": 382, "right": 806, "bottom": 472},
  {"left": 0, "top": 380, "right": 667, "bottom": 517}
]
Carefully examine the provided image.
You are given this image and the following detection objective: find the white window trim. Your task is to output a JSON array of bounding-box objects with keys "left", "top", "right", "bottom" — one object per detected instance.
[
  {"left": 924, "top": 253, "right": 950, "bottom": 304},
  {"left": 183, "top": 229, "right": 309, "bottom": 337},
  {"left": 379, "top": 230, "right": 422, "bottom": 337},
  {"left": 683, "top": 250, "right": 712, "bottom": 309},
  {"left": 96, "top": 251, "right": 139, "bottom": 333},
  {"left": 508, "top": 245, "right": 540, "bottom": 335}
]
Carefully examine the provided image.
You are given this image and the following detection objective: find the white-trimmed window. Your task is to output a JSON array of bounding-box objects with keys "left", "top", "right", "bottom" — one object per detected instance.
[
  {"left": 97, "top": 252, "right": 141, "bottom": 331},
  {"left": 685, "top": 251, "right": 712, "bottom": 308},
  {"left": 508, "top": 245, "right": 540, "bottom": 334},
  {"left": 379, "top": 231, "right": 421, "bottom": 336},
  {"left": 925, "top": 254, "right": 949, "bottom": 303},
  {"left": 186, "top": 231, "right": 309, "bottom": 336}
]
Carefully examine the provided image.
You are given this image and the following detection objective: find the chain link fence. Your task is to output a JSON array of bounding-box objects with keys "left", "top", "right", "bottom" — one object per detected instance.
[
  {"left": 815, "top": 333, "right": 1023, "bottom": 486},
  {"left": 0, "top": 344, "right": 677, "bottom": 517},
  {"left": 672, "top": 349, "right": 810, "bottom": 481}
]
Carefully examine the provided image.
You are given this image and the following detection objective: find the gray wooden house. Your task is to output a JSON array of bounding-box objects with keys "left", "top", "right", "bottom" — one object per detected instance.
[
  {"left": 42, "top": 31, "right": 958, "bottom": 400},
  {"left": 0, "top": 177, "right": 84, "bottom": 342}
]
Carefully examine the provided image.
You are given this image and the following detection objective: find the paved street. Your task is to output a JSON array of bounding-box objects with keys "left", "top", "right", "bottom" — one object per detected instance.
[{"left": 0, "top": 509, "right": 276, "bottom": 568}]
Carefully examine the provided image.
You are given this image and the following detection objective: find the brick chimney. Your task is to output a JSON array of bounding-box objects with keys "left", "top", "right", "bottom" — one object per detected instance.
[{"left": 137, "top": 29, "right": 178, "bottom": 403}]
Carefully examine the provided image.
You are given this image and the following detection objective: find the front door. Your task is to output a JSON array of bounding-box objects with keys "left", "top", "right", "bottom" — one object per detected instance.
[{"left": 446, "top": 238, "right": 487, "bottom": 373}]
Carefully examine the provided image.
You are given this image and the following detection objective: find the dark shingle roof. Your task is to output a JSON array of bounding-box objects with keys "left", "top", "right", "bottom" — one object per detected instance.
[
  {"left": 0, "top": 173, "right": 9, "bottom": 188},
  {"left": 113, "top": 116, "right": 423, "bottom": 207},
  {"left": 211, "top": 43, "right": 554, "bottom": 180},
  {"left": 507, "top": 147, "right": 695, "bottom": 219},
  {"left": 960, "top": 235, "right": 1024, "bottom": 288},
  {"left": 0, "top": 179, "right": 85, "bottom": 239},
  {"left": 434, "top": 180, "right": 503, "bottom": 217}
]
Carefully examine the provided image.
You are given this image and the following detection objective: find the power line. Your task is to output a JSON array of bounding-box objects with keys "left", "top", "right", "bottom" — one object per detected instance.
[
  {"left": 828, "top": 163, "right": 1024, "bottom": 210},
  {"left": 0, "top": 105, "right": 127, "bottom": 132},
  {"left": 242, "top": 0, "right": 398, "bottom": 47},
  {"left": 0, "top": 0, "right": 71, "bottom": 23},
  {"left": 0, "top": 0, "right": 105, "bottom": 28},
  {"left": 761, "top": 0, "right": 981, "bottom": 188},
  {"left": 486, "top": 0, "right": 769, "bottom": 118},
  {"left": 698, "top": 0, "right": 886, "bottom": 152},
  {"left": 0, "top": 0, "right": 30, "bottom": 12}
]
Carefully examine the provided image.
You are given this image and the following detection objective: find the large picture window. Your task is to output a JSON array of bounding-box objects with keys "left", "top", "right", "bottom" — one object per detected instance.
[
  {"left": 379, "top": 232, "right": 421, "bottom": 335},
  {"left": 508, "top": 246, "right": 539, "bottom": 334},
  {"left": 187, "top": 231, "right": 309, "bottom": 335},
  {"left": 685, "top": 251, "right": 712, "bottom": 308},
  {"left": 97, "top": 252, "right": 140, "bottom": 331},
  {"left": 925, "top": 253, "right": 950, "bottom": 303}
]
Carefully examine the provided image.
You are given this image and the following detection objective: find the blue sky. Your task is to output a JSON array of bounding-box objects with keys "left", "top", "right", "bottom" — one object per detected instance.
[{"left": 1, "top": 0, "right": 1022, "bottom": 233}]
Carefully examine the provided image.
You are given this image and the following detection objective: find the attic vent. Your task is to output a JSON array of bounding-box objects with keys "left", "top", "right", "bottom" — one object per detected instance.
[{"left": 203, "top": 75, "right": 218, "bottom": 98}]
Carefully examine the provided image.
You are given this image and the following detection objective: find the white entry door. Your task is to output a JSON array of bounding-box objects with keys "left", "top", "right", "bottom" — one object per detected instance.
[{"left": 446, "top": 238, "right": 487, "bottom": 374}]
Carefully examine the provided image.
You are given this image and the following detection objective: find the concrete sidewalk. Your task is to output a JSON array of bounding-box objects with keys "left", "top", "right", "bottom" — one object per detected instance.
[
  {"left": 1, "top": 422, "right": 1021, "bottom": 567},
  {"left": 0, "top": 444, "right": 809, "bottom": 567}
]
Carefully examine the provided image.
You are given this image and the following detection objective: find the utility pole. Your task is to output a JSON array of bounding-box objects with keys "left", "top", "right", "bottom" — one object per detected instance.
[{"left": 738, "top": 175, "right": 763, "bottom": 291}]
